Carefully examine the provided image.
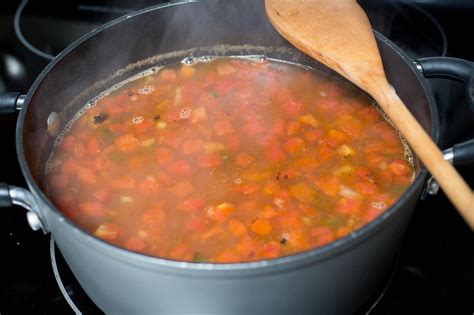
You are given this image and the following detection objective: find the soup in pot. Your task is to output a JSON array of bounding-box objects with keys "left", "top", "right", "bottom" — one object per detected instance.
[{"left": 45, "top": 57, "right": 414, "bottom": 263}]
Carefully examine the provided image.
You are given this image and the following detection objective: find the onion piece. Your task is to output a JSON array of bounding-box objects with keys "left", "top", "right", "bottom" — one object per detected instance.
[{"left": 339, "top": 185, "right": 361, "bottom": 199}]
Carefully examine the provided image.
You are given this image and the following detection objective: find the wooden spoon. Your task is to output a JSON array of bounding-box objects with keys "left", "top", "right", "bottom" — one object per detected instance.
[{"left": 265, "top": 0, "right": 474, "bottom": 229}]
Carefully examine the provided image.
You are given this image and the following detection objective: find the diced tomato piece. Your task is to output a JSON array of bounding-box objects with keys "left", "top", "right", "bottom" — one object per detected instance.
[
  {"left": 338, "top": 116, "right": 363, "bottom": 137},
  {"left": 355, "top": 167, "right": 372, "bottom": 180},
  {"left": 290, "top": 183, "right": 316, "bottom": 203},
  {"left": 260, "top": 205, "right": 279, "bottom": 219},
  {"left": 364, "top": 142, "right": 385, "bottom": 155},
  {"left": 94, "top": 156, "right": 112, "bottom": 172},
  {"left": 377, "top": 169, "right": 393, "bottom": 182},
  {"left": 261, "top": 241, "right": 281, "bottom": 259},
  {"left": 198, "top": 153, "right": 222, "bottom": 168},
  {"left": 251, "top": 218, "right": 273, "bottom": 236},
  {"left": 242, "top": 121, "right": 264, "bottom": 136},
  {"left": 224, "top": 134, "right": 241, "bottom": 151},
  {"left": 216, "top": 249, "right": 241, "bottom": 263},
  {"left": 181, "top": 139, "right": 203, "bottom": 155},
  {"left": 357, "top": 106, "right": 381, "bottom": 122},
  {"left": 77, "top": 167, "right": 97, "bottom": 184},
  {"left": 362, "top": 207, "right": 384, "bottom": 224},
  {"left": 286, "top": 121, "right": 301, "bottom": 135},
  {"left": 186, "top": 217, "right": 207, "bottom": 231},
  {"left": 169, "top": 180, "right": 194, "bottom": 198},
  {"left": 271, "top": 119, "right": 286, "bottom": 136},
  {"left": 166, "top": 109, "right": 181, "bottom": 122},
  {"left": 282, "top": 100, "right": 303, "bottom": 117},
  {"left": 235, "top": 153, "right": 255, "bottom": 168},
  {"left": 78, "top": 201, "right": 106, "bottom": 217},
  {"left": 142, "top": 205, "right": 166, "bottom": 225},
  {"left": 116, "top": 133, "right": 138, "bottom": 151},
  {"left": 178, "top": 196, "right": 205, "bottom": 212},
  {"left": 228, "top": 218, "right": 247, "bottom": 237},
  {"left": 129, "top": 156, "right": 146, "bottom": 168},
  {"left": 138, "top": 177, "right": 159, "bottom": 196},
  {"left": 155, "top": 148, "right": 173, "bottom": 164},
  {"left": 155, "top": 172, "right": 173, "bottom": 185},
  {"left": 124, "top": 236, "right": 146, "bottom": 252},
  {"left": 285, "top": 229, "right": 310, "bottom": 250},
  {"left": 168, "top": 160, "right": 192, "bottom": 176},
  {"left": 294, "top": 157, "right": 319, "bottom": 171},
  {"left": 93, "top": 189, "right": 111, "bottom": 202},
  {"left": 263, "top": 180, "right": 281, "bottom": 195},
  {"left": 336, "top": 226, "right": 352, "bottom": 238},
  {"left": 214, "top": 119, "right": 234, "bottom": 136},
  {"left": 336, "top": 198, "right": 363, "bottom": 215},
  {"left": 207, "top": 202, "right": 235, "bottom": 222},
  {"left": 311, "top": 226, "right": 335, "bottom": 247},
  {"left": 169, "top": 243, "right": 192, "bottom": 261},
  {"left": 266, "top": 141, "right": 285, "bottom": 163},
  {"left": 354, "top": 181, "right": 378, "bottom": 196},
  {"left": 324, "top": 129, "right": 349, "bottom": 149},
  {"left": 236, "top": 236, "right": 258, "bottom": 258},
  {"left": 314, "top": 177, "right": 340, "bottom": 197},
  {"left": 389, "top": 159, "right": 412, "bottom": 176},
  {"left": 314, "top": 145, "right": 335, "bottom": 162},
  {"left": 94, "top": 223, "right": 122, "bottom": 241},
  {"left": 304, "top": 129, "right": 324, "bottom": 142},
  {"left": 235, "top": 183, "right": 260, "bottom": 194},
  {"left": 111, "top": 177, "right": 136, "bottom": 190},
  {"left": 284, "top": 137, "right": 304, "bottom": 153}
]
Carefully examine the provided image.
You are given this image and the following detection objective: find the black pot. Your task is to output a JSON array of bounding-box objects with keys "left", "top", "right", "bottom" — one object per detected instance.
[{"left": 0, "top": 1, "right": 472, "bottom": 314}]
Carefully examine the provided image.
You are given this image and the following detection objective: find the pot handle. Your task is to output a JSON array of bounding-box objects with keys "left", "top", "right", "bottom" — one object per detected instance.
[
  {"left": 447, "top": 139, "right": 474, "bottom": 166},
  {"left": 415, "top": 57, "right": 474, "bottom": 111},
  {"left": 0, "top": 92, "right": 25, "bottom": 113},
  {"left": 0, "top": 182, "right": 46, "bottom": 232}
]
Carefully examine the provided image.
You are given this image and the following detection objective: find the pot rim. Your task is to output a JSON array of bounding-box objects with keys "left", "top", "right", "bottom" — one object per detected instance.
[{"left": 16, "top": 0, "right": 439, "bottom": 271}]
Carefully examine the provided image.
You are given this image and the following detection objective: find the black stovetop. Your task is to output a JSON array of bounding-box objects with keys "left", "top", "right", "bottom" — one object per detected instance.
[{"left": 0, "top": 1, "right": 473, "bottom": 314}]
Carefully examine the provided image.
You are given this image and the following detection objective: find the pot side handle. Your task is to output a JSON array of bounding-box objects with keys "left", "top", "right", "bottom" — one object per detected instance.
[
  {"left": 0, "top": 92, "right": 23, "bottom": 114},
  {"left": 0, "top": 182, "right": 46, "bottom": 232},
  {"left": 416, "top": 57, "right": 474, "bottom": 199},
  {"left": 446, "top": 139, "right": 474, "bottom": 166},
  {"left": 415, "top": 57, "right": 474, "bottom": 112}
]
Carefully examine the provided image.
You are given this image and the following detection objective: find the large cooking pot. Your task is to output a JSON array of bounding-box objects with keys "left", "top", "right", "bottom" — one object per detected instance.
[{"left": 0, "top": 1, "right": 473, "bottom": 314}]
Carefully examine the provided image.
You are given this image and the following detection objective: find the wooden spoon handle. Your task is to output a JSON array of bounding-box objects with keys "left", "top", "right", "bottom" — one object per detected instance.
[{"left": 373, "top": 83, "right": 474, "bottom": 229}]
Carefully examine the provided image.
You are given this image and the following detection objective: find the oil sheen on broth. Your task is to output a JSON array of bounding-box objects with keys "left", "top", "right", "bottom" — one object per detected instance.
[{"left": 45, "top": 56, "right": 414, "bottom": 263}]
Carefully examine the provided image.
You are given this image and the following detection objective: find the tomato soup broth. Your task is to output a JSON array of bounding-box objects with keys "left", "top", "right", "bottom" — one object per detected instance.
[{"left": 45, "top": 57, "right": 414, "bottom": 263}]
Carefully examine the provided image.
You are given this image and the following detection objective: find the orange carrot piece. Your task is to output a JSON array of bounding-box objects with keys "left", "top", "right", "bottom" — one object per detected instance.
[{"left": 251, "top": 218, "right": 273, "bottom": 236}]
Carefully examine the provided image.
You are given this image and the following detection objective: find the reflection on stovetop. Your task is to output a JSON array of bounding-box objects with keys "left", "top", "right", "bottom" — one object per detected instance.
[{"left": 0, "top": 1, "right": 473, "bottom": 314}]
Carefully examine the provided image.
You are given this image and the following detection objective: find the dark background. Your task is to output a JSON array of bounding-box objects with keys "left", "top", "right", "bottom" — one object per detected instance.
[{"left": 0, "top": 1, "right": 473, "bottom": 314}]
